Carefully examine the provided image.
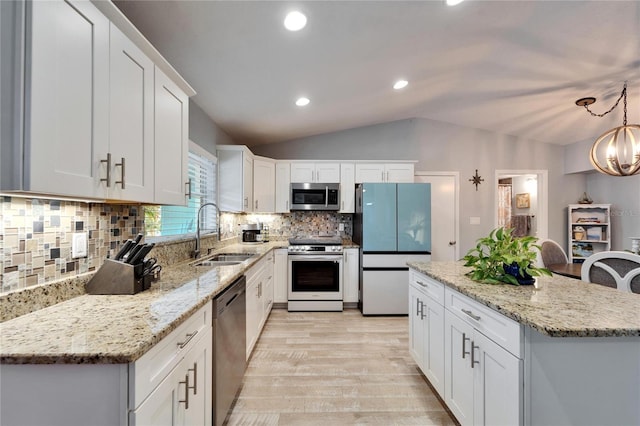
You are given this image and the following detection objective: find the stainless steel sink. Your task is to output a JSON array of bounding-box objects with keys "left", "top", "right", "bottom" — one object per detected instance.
[{"left": 191, "top": 252, "right": 257, "bottom": 267}]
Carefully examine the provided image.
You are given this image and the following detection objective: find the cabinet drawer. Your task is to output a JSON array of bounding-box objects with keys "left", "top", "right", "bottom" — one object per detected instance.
[
  {"left": 445, "top": 288, "right": 522, "bottom": 358},
  {"left": 130, "top": 302, "right": 211, "bottom": 408},
  {"left": 410, "top": 270, "right": 444, "bottom": 305}
]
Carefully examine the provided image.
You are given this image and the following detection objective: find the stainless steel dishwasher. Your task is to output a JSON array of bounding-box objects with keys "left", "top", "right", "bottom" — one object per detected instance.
[{"left": 213, "top": 275, "right": 247, "bottom": 426}]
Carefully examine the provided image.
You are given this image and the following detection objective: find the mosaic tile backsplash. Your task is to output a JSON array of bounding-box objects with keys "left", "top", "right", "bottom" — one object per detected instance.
[{"left": 1, "top": 197, "right": 141, "bottom": 293}]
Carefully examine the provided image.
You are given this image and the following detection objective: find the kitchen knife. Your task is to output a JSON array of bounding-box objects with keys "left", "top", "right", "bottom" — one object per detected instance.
[
  {"left": 133, "top": 233, "right": 143, "bottom": 244},
  {"left": 114, "top": 239, "right": 134, "bottom": 261},
  {"left": 128, "top": 243, "right": 155, "bottom": 265},
  {"left": 125, "top": 244, "right": 144, "bottom": 264}
]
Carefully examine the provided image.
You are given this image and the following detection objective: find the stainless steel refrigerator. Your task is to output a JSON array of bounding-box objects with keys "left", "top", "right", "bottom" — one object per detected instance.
[{"left": 353, "top": 183, "right": 431, "bottom": 315}]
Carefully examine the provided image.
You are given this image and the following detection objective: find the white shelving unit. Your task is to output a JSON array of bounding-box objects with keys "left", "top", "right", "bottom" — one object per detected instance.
[{"left": 568, "top": 204, "right": 611, "bottom": 263}]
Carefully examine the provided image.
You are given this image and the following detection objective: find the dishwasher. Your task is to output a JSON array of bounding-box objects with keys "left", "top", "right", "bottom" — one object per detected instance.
[{"left": 213, "top": 275, "right": 247, "bottom": 426}]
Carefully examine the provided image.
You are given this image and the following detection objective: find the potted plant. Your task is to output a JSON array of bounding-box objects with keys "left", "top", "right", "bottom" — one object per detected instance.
[{"left": 463, "top": 227, "right": 552, "bottom": 285}]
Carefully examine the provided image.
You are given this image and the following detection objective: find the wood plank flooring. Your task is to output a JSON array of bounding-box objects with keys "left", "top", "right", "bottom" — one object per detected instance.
[{"left": 226, "top": 309, "right": 457, "bottom": 425}]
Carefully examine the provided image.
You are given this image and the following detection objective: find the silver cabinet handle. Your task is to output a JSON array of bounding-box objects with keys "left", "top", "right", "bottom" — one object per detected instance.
[
  {"left": 100, "top": 153, "right": 111, "bottom": 187},
  {"left": 325, "top": 186, "right": 329, "bottom": 207},
  {"left": 416, "top": 298, "right": 422, "bottom": 318},
  {"left": 416, "top": 280, "right": 428, "bottom": 288},
  {"left": 115, "top": 157, "right": 125, "bottom": 189},
  {"left": 420, "top": 300, "right": 426, "bottom": 320},
  {"left": 381, "top": 171, "right": 384, "bottom": 181},
  {"left": 179, "top": 374, "right": 190, "bottom": 409},
  {"left": 286, "top": 200, "right": 289, "bottom": 210},
  {"left": 342, "top": 200, "right": 344, "bottom": 210},
  {"left": 185, "top": 178, "right": 192, "bottom": 198},
  {"left": 471, "top": 342, "right": 480, "bottom": 368},
  {"left": 462, "top": 332, "right": 471, "bottom": 359},
  {"left": 177, "top": 330, "right": 198, "bottom": 349},
  {"left": 188, "top": 363, "right": 197, "bottom": 395},
  {"left": 462, "top": 309, "right": 481, "bottom": 321},
  {"left": 255, "top": 200, "right": 258, "bottom": 210}
]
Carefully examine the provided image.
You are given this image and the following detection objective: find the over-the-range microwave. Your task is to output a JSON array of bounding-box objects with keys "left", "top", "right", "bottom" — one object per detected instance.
[{"left": 290, "top": 183, "right": 340, "bottom": 211}]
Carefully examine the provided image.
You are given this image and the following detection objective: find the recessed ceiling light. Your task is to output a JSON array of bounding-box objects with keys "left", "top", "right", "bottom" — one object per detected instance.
[
  {"left": 284, "top": 11, "right": 307, "bottom": 31},
  {"left": 446, "top": 0, "right": 465, "bottom": 6},
  {"left": 296, "top": 97, "right": 310, "bottom": 106},
  {"left": 393, "top": 80, "right": 409, "bottom": 90}
]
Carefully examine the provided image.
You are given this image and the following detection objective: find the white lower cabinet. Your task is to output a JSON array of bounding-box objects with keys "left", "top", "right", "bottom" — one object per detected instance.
[
  {"left": 246, "top": 252, "right": 276, "bottom": 359},
  {"left": 130, "top": 303, "right": 212, "bottom": 426},
  {"left": 409, "top": 269, "right": 522, "bottom": 426},
  {"left": 273, "top": 248, "right": 288, "bottom": 304},
  {"left": 343, "top": 248, "right": 360, "bottom": 303}
]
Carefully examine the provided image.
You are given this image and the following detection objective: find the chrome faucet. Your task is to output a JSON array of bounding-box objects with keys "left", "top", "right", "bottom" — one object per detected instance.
[{"left": 193, "top": 202, "right": 221, "bottom": 259}]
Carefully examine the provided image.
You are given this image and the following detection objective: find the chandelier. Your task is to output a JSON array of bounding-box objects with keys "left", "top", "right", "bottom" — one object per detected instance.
[{"left": 575, "top": 81, "right": 640, "bottom": 176}]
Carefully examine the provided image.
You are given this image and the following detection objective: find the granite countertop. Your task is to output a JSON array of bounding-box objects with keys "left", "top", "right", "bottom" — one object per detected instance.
[
  {"left": 408, "top": 261, "right": 640, "bottom": 338},
  {"left": 0, "top": 242, "right": 287, "bottom": 365}
]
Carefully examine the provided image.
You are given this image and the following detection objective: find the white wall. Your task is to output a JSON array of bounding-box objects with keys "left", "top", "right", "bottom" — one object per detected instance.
[{"left": 251, "top": 117, "right": 587, "bottom": 255}]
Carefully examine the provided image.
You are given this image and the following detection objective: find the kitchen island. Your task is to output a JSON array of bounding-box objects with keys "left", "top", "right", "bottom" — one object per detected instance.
[
  {"left": 407, "top": 261, "right": 640, "bottom": 426},
  {"left": 0, "top": 242, "right": 286, "bottom": 425}
]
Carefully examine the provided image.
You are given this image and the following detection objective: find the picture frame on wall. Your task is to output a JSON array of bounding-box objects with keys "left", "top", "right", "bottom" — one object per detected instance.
[{"left": 516, "top": 193, "right": 530, "bottom": 209}]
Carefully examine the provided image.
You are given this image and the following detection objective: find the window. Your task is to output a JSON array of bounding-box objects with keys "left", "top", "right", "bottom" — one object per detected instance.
[{"left": 145, "top": 143, "right": 217, "bottom": 241}]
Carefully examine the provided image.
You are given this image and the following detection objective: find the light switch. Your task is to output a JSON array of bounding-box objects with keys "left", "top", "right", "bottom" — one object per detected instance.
[
  {"left": 72, "top": 232, "right": 88, "bottom": 258},
  {"left": 339, "top": 223, "right": 345, "bottom": 231},
  {"left": 469, "top": 217, "right": 481, "bottom": 225}
]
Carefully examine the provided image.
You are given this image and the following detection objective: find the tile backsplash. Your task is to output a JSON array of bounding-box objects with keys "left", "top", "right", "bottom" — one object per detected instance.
[{"left": 1, "top": 197, "right": 141, "bottom": 293}]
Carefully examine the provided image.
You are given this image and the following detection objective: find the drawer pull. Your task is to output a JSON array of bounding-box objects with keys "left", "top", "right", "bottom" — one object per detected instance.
[
  {"left": 471, "top": 342, "right": 480, "bottom": 368},
  {"left": 115, "top": 157, "right": 125, "bottom": 189},
  {"left": 416, "top": 280, "right": 428, "bottom": 288},
  {"left": 188, "top": 363, "right": 198, "bottom": 395},
  {"left": 416, "top": 298, "right": 423, "bottom": 318},
  {"left": 462, "top": 309, "right": 481, "bottom": 321},
  {"left": 179, "top": 374, "right": 190, "bottom": 409},
  {"left": 462, "top": 332, "right": 471, "bottom": 359},
  {"left": 100, "top": 153, "right": 111, "bottom": 187},
  {"left": 177, "top": 330, "right": 198, "bottom": 349}
]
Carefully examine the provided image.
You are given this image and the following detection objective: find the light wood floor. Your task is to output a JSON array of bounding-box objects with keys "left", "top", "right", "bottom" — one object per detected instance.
[{"left": 226, "top": 309, "right": 457, "bottom": 425}]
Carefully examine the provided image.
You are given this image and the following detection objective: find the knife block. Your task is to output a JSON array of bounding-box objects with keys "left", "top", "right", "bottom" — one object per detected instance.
[{"left": 85, "top": 259, "right": 150, "bottom": 295}]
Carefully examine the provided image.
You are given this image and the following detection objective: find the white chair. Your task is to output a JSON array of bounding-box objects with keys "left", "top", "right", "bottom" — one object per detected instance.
[
  {"left": 580, "top": 251, "right": 640, "bottom": 293},
  {"left": 537, "top": 239, "right": 569, "bottom": 268}
]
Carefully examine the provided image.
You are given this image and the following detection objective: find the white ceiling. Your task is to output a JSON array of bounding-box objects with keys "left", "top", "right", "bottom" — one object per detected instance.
[{"left": 113, "top": 0, "right": 640, "bottom": 146}]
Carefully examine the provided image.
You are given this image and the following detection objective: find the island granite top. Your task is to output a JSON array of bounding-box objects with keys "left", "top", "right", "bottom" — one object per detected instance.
[
  {"left": 408, "top": 261, "right": 640, "bottom": 338},
  {"left": 0, "top": 242, "right": 287, "bottom": 365}
]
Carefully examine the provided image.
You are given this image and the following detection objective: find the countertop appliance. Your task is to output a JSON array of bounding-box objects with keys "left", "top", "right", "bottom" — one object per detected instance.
[
  {"left": 213, "top": 275, "right": 246, "bottom": 426},
  {"left": 288, "top": 236, "right": 343, "bottom": 311},
  {"left": 290, "top": 182, "right": 340, "bottom": 211},
  {"left": 353, "top": 183, "right": 431, "bottom": 315},
  {"left": 241, "top": 223, "right": 262, "bottom": 243}
]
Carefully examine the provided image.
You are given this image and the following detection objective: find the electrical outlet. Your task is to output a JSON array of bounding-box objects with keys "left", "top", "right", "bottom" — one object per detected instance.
[
  {"left": 339, "top": 223, "right": 345, "bottom": 232},
  {"left": 72, "top": 232, "right": 88, "bottom": 258}
]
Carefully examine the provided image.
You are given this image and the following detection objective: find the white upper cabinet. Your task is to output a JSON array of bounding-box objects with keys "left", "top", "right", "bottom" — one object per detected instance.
[
  {"left": 275, "top": 161, "right": 291, "bottom": 213},
  {"left": 153, "top": 67, "right": 189, "bottom": 205},
  {"left": 10, "top": 0, "right": 109, "bottom": 198},
  {"left": 290, "top": 162, "right": 340, "bottom": 183},
  {"left": 355, "top": 163, "right": 415, "bottom": 183},
  {"left": 340, "top": 163, "right": 355, "bottom": 213},
  {"left": 217, "top": 145, "right": 254, "bottom": 212},
  {"left": 253, "top": 156, "right": 275, "bottom": 212},
  {"left": 108, "top": 24, "right": 154, "bottom": 202}
]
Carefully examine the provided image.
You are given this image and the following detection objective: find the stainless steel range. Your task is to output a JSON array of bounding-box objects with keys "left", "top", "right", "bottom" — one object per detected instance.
[{"left": 288, "top": 236, "right": 343, "bottom": 311}]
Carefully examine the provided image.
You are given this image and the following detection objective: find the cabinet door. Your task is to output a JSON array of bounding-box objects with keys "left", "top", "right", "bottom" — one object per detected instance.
[
  {"left": 444, "top": 310, "right": 474, "bottom": 426},
  {"left": 290, "top": 163, "right": 315, "bottom": 183},
  {"left": 275, "top": 162, "right": 291, "bottom": 213},
  {"left": 181, "top": 329, "right": 212, "bottom": 426},
  {"left": 273, "top": 249, "right": 289, "bottom": 303},
  {"left": 423, "top": 295, "right": 445, "bottom": 397},
  {"left": 27, "top": 0, "right": 109, "bottom": 197},
  {"left": 473, "top": 332, "right": 521, "bottom": 426},
  {"left": 316, "top": 163, "right": 340, "bottom": 183},
  {"left": 244, "top": 154, "right": 254, "bottom": 212},
  {"left": 343, "top": 248, "right": 360, "bottom": 303},
  {"left": 246, "top": 279, "right": 260, "bottom": 360},
  {"left": 130, "top": 362, "right": 180, "bottom": 426},
  {"left": 355, "top": 164, "right": 385, "bottom": 183},
  {"left": 340, "top": 163, "right": 356, "bottom": 213},
  {"left": 253, "top": 158, "right": 275, "bottom": 212},
  {"left": 154, "top": 67, "right": 189, "bottom": 206},
  {"left": 409, "top": 284, "right": 426, "bottom": 369},
  {"left": 386, "top": 163, "right": 414, "bottom": 182},
  {"left": 109, "top": 24, "right": 154, "bottom": 202}
]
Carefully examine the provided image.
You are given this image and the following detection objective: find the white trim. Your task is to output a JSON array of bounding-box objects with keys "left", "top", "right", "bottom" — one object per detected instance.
[
  {"left": 494, "top": 169, "right": 548, "bottom": 240},
  {"left": 415, "top": 171, "right": 460, "bottom": 260}
]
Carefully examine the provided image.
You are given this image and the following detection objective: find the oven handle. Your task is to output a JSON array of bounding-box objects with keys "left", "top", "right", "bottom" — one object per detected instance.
[{"left": 289, "top": 254, "right": 343, "bottom": 261}]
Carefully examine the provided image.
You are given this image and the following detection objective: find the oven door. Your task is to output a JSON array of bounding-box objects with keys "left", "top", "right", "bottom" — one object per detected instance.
[{"left": 288, "top": 254, "right": 343, "bottom": 300}]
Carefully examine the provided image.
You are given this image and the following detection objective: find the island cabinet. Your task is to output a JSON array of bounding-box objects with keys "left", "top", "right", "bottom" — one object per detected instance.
[
  {"left": 408, "top": 270, "right": 445, "bottom": 395},
  {"left": 443, "top": 289, "right": 522, "bottom": 426}
]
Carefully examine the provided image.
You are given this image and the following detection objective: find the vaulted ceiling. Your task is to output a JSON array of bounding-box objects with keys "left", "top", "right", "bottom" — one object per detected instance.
[{"left": 114, "top": 0, "right": 640, "bottom": 146}]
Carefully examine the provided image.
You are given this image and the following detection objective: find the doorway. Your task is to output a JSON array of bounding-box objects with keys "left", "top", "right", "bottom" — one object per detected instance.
[
  {"left": 494, "top": 170, "right": 548, "bottom": 240},
  {"left": 415, "top": 172, "right": 459, "bottom": 261}
]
